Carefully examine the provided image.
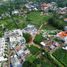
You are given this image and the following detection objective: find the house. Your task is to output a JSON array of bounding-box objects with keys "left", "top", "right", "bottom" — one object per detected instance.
[
  {"left": 56, "top": 31, "right": 67, "bottom": 44},
  {"left": 64, "top": 18, "right": 67, "bottom": 22},
  {"left": 41, "top": 40, "right": 60, "bottom": 51},
  {"left": 40, "top": 3, "right": 50, "bottom": 12},
  {"left": 56, "top": 31, "right": 67, "bottom": 38}
]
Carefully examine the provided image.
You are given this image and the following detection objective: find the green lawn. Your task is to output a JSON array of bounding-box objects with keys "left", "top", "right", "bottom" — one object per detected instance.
[
  {"left": 27, "top": 45, "right": 40, "bottom": 55},
  {"left": 26, "top": 54, "right": 36, "bottom": 63},
  {"left": 27, "top": 11, "right": 55, "bottom": 29},
  {"left": 53, "top": 48, "right": 67, "bottom": 67}
]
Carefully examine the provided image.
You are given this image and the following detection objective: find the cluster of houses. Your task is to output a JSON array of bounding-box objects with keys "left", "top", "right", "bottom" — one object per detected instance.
[
  {"left": 4, "top": 29, "right": 29, "bottom": 67},
  {"left": 25, "top": 1, "right": 67, "bottom": 16},
  {"left": 56, "top": 31, "right": 67, "bottom": 50},
  {"left": 40, "top": 30, "right": 67, "bottom": 52},
  {"left": 25, "top": 2, "right": 57, "bottom": 12},
  {"left": 0, "top": 24, "right": 37, "bottom": 67},
  {"left": 40, "top": 30, "right": 60, "bottom": 51},
  {"left": 41, "top": 41, "right": 60, "bottom": 52},
  {"left": 0, "top": 1, "right": 67, "bottom": 20},
  {"left": 40, "top": 2, "right": 57, "bottom": 12},
  {"left": 57, "top": 7, "right": 67, "bottom": 15}
]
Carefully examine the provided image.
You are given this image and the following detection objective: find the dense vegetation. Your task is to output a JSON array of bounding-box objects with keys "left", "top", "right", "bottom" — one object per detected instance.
[
  {"left": 48, "top": 14, "right": 67, "bottom": 30},
  {"left": 34, "top": 33, "right": 43, "bottom": 45}
]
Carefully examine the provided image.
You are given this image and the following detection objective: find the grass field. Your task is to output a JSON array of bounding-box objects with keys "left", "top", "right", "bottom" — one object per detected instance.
[
  {"left": 27, "top": 45, "right": 40, "bottom": 55},
  {"left": 27, "top": 11, "right": 55, "bottom": 29},
  {"left": 0, "top": 11, "right": 56, "bottom": 37},
  {"left": 53, "top": 48, "right": 67, "bottom": 67}
]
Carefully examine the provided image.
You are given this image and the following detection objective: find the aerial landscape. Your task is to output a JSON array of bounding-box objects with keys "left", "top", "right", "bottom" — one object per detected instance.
[{"left": 0, "top": 0, "right": 67, "bottom": 67}]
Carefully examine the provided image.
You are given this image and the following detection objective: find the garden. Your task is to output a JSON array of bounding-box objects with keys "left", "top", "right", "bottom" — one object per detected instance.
[{"left": 53, "top": 48, "right": 67, "bottom": 67}]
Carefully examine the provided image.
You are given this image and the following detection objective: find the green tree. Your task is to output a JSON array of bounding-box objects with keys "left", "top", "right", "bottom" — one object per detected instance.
[
  {"left": 23, "top": 33, "right": 32, "bottom": 43},
  {"left": 34, "top": 33, "right": 43, "bottom": 45}
]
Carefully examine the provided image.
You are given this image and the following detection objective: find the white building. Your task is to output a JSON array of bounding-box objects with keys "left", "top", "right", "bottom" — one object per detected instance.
[
  {"left": 22, "top": 24, "right": 37, "bottom": 35},
  {"left": 0, "top": 38, "right": 7, "bottom": 62},
  {"left": 12, "top": 10, "right": 19, "bottom": 15}
]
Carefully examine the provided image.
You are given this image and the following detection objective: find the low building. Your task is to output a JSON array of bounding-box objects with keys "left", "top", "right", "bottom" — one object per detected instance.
[
  {"left": 22, "top": 24, "right": 37, "bottom": 35},
  {"left": 25, "top": 3, "right": 38, "bottom": 11},
  {"left": 12, "top": 10, "right": 19, "bottom": 15},
  {"left": 62, "top": 45, "right": 67, "bottom": 50}
]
